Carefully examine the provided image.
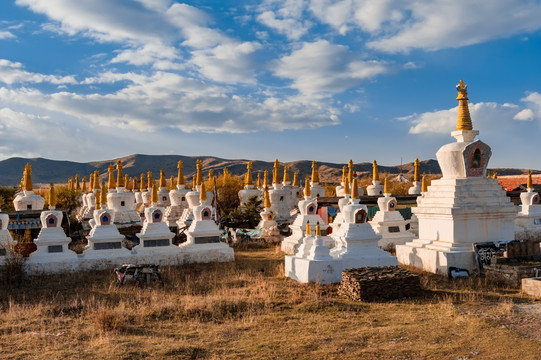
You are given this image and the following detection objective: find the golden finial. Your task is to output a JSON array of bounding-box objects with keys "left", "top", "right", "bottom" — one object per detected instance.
[
  {"left": 283, "top": 165, "right": 290, "bottom": 183},
  {"left": 177, "top": 161, "right": 185, "bottom": 185},
  {"left": 305, "top": 221, "right": 311, "bottom": 236},
  {"left": 348, "top": 160, "right": 354, "bottom": 184},
  {"left": 264, "top": 186, "right": 271, "bottom": 209},
  {"left": 95, "top": 189, "right": 101, "bottom": 208},
  {"left": 273, "top": 159, "right": 280, "bottom": 184},
  {"left": 208, "top": 170, "right": 214, "bottom": 185},
  {"left": 116, "top": 161, "right": 124, "bottom": 188},
  {"left": 131, "top": 177, "right": 137, "bottom": 192},
  {"left": 413, "top": 158, "right": 420, "bottom": 182},
  {"left": 372, "top": 160, "right": 379, "bottom": 182},
  {"left": 315, "top": 222, "right": 321, "bottom": 236},
  {"left": 140, "top": 173, "right": 146, "bottom": 191},
  {"left": 263, "top": 170, "right": 269, "bottom": 187},
  {"left": 23, "top": 163, "right": 33, "bottom": 191},
  {"left": 351, "top": 178, "right": 359, "bottom": 199},
  {"left": 100, "top": 181, "right": 107, "bottom": 207},
  {"left": 107, "top": 164, "right": 116, "bottom": 189},
  {"left": 87, "top": 174, "right": 92, "bottom": 192},
  {"left": 169, "top": 175, "right": 174, "bottom": 190},
  {"left": 200, "top": 182, "right": 207, "bottom": 202},
  {"left": 304, "top": 176, "right": 311, "bottom": 198},
  {"left": 421, "top": 172, "right": 428, "bottom": 193},
  {"left": 159, "top": 169, "right": 166, "bottom": 188},
  {"left": 75, "top": 174, "right": 80, "bottom": 191},
  {"left": 311, "top": 161, "right": 319, "bottom": 183},
  {"left": 344, "top": 175, "right": 350, "bottom": 195},
  {"left": 292, "top": 172, "right": 299, "bottom": 186},
  {"left": 196, "top": 160, "right": 203, "bottom": 186},
  {"left": 256, "top": 172, "right": 262, "bottom": 188},
  {"left": 68, "top": 177, "right": 74, "bottom": 191},
  {"left": 384, "top": 176, "right": 389, "bottom": 194},
  {"left": 245, "top": 162, "right": 253, "bottom": 186},
  {"left": 82, "top": 176, "right": 87, "bottom": 193},
  {"left": 528, "top": 170, "right": 533, "bottom": 189},
  {"left": 342, "top": 165, "right": 347, "bottom": 184},
  {"left": 151, "top": 181, "right": 158, "bottom": 204},
  {"left": 93, "top": 170, "right": 100, "bottom": 189},
  {"left": 456, "top": 79, "right": 472, "bottom": 131},
  {"left": 147, "top": 171, "right": 153, "bottom": 189},
  {"left": 124, "top": 174, "right": 129, "bottom": 190},
  {"left": 49, "top": 182, "right": 56, "bottom": 208}
]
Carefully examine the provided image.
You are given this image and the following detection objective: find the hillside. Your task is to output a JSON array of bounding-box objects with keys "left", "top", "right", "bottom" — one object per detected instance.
[{"left": 0, "top": 154, "right": 537, "bottom": 186}]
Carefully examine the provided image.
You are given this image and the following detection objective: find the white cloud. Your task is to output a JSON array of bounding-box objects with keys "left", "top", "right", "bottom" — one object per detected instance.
[
  {"left": 274, "top": 40, "right": 390, "bottom": 96},
  {"left": 111, "top": 43, "right": 182, "bottom": 70},
  {"left": 514, "top": 108, "right": 535, "bottom": 121},
  {"left": 519, "top": 92, "right": 541, "bottom": 121},
  {"left": 0, "top": 31, "right": 15, "bottom": 39},
  {"left": 0, "top": 59, "right": 77, "bottom": 85},
  {"left": 256, "top": 0, "right": 311, "bottom": 39}
]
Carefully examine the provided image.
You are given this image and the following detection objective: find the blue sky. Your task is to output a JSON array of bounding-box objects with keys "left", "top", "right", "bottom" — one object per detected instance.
[{"left": 0, "top": 0, "right": 541, "bottom": 168}]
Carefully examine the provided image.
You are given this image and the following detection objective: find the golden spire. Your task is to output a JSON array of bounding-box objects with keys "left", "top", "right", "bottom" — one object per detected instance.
[
  {"left": 384, "top": 176, "right": 389, "bottom": 194},
  {"left": 131, "top": 177, "right": 137, "bottom": 192},
  {"left": 372, "top": 160, "right": 379, "bottom": 182},
  {"left": 348, "top": 159, "right": 354, "bottom": 184},
  {"left": 263, "top": 170, "right": 269, "bottom": 187},
  {"left": 283, "top": 165, "right": 290, "bottom": 183},
  {"left": 82, "top": 176, "right": 87, "bottom": 193},
  {"left": 23, "top": 163, "right": 33, "bottom": 191},
  {"left": 49, "top": 182, "right": 56, "bottom": 208},
  {"left": 124, "top": 174, "right": 129, "bottom": 190},
  {"left": 200, "top": 182, "right": 207, "bottom": 202},
  {"left": 304, "top": 175, "right": 311, "bottom": 198},
  {"left": 292, "top": 172, "right": 299, "bottom": 186},
  {"left": 315, "top": 222, "right": 321, "bottom": 236},
  {"left": 421, "top": 172, "right": 428, "bottom": 193},
  {"left": 245, "top": 162, "right": 253, "bottom": 186},
  {"left": 87, "top": 174, "right": 92, "bottom": 192},
  {"left": 413, "top": 158, "right": 420, "bottom": 182},
  {"left": 140, "top": 173, "right": 146, "bottom": 192},
  {"left": 264, "top": 186, "right": 271, "bottom": 209},
  {"left": 93, "top": 170, "right": 100, "bottom": 189},
  {"left": 273, "top": 159, "right": 280, "bottom": 184},
  {"left": 147, "top": 171, "right": 153, "bottom": 189},
  {"left": 256, "top": 172, "right": 262, "bottom": 187},
  {"left": 107, "top": 164, "right": 116, "bottom": 189},
  {"left": 456, "top": 79, "right": 472, "bottom": 131},
  {"left": 176, "top": 161, "right": 185, "bottom": 186},
  {"left": 68, "top": 177, "right": 74, "bottom": 191},
  {"left": 342, "top": 165, "right": 347, "bottom": 184},
  {"left": 95, "top": 189, "right": 101, "bottom": 208},
  {"left": 528, "top": 170, "right": 533, "bottom": 189},
  {"left": 100, "top": 181, "right": 107, "bottom": 207},
  {"left": 351, "top": 178, "right": 359, "bottom": 199},
  {"left": 75, "top": 174, "right": 80, "bottom": 191},
  {"left": 116, "top": 161, "right": 124, "bottom": 188},
  {"left": 311, "top": 161, "right": 319, "bottom": 183},
  {"left": 169, "top": 175, "right": 174, "bottom": 190},
  {"left": 344, "top": 175, "right": 350, "bottom": 195},
  {"left": 159, "top": 169, "right": 166, "bottom": 188},
  {"left": 208, "top": 170, "right": 214, "bottom": 185},
  {"left": 305, "top": 221, "right": 311, "bottom": 236},
  {"left": 151, "top": 181, "right": 158, "bottom": 204}
]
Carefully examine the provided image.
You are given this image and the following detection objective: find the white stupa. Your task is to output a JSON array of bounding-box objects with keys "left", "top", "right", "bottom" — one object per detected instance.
[
  {"left": 281, "top": 165, "right": 301, "bottom": 210},
  {"left": 133, "top": 183, "right": 182, "bottom": 262},
  {"left": 141, "top": 171, "right": 154, "bottom": 208},
  {"left": 75, "top": 175, "right": 87, "bottom": 220},
  {"left": 83, "top": 182, "right": 132, "bottom": 261},
  {"left": 79, "top": 170, "right": 101, "bottom": 221},
  {"left": 28, "top": 182, "right": 78, "bottom": 271},
  {"left": 366, "top": 160, "right": 384, "bottom": 196},
  {"left": 330, "top": 172, "right": 351, "bottom": 233},
  {"left": 256, "top": 186, "right": 280, "bottom": 238},
  {"left": 13, "top": 164, "right": 45, "bottom": 211},
  {"left": 268, "top": 160, "right": 292, "bottom": 221},
  {"left": 0, "top": 206, "right": 15, "bottom": 265},
  {"left": 396, "top": 80, "right": 517, "bottom": 274},
  {"left": 369, "top": 177, "right": 415, "bottom": 251},
  {"left": 180, "top": 182, "right": 234, "bottom": 262},
  {"left": 408, "top": 158, "right": 422, "bottom": 195},
  {"left": 165, "top": 160, "right": 191, "bottom": 227},
  {"left": 156, "top": 169, "right": 171, "bottom": 207},
  {"left": 309, "top": 161, "right": 326, "bottom": 199},
  {"left": 281, "top": 178, "right": 331, "bottom": 254},
  {"left": 238, "top": 161, "right": 260, "bottom": 208},
  {"left": 177, "top": 160, "right": 213, "bottom": 229},
  {"left": 515, "top": 171, "right": 541, "bottom": 239},
  {"left": 107, "top": 161, "right": 142, "bottom": 227},
  {"left": 335, "top": 165, "right": 347, "bottom": 197}
]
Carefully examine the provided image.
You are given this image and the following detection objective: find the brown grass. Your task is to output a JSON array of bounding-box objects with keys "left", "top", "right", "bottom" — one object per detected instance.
[{"left": 1, "top": 247, "right": 541, "bottom": 359}]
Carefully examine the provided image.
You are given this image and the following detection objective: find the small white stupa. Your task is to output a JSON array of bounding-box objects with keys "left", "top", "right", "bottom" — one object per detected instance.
[
  {"left": 330, "top": 172, "right": 351, "bottom": 232},
  {"left": 281, "top": 166, "right": 301, "bottom": 210},
  {"left": 79, "top": 170, "right": 101, "bottom": 221},
  {"left": 335, "top": 165, "right": 347, "bottom": 197},
  {"left": 13, "top": 164, "right": 45, "bottom": 211},
  {"left": 156, "top": 169, "right": 171, "bottom": 207},
  {"left": 141, "top": 171, "right": 154, "bottom": 208},
  {"left": 269, "top": 160, "right": 292, "bottom": 221},
  {"left": 107, "top": 161, "right": 142, "bottom": 227},
  {"left": 515, "top": 171, "right": 541, "bottom": 239},
  {"left": 165, "top": 160, "right": 190, "bottom": 227},
  {"left": 28, "top": 182, "right": 78, "bottom": 271},
  {"left": 396, "top": 80, "right": 517, "bottom": 274},
  {"left": 75, "top": 175, "right": 87, "bottom": 219},
  {"left": 238, "top": 161, "right": 260, "bottom": 208},
  {"left": 257, "top": 185, "right": 280, "bottom": 238},
  {"left": 134, "top": 173, "right": 147, "bottom": 212},
  {"left": 369, "top": 177, "right": 415, "bottom": 251},
  {"left": 0, "top": 203, "right": 15, "bottom": 265},
  {"left": 366, "top": 160, "right": 384, "bottom": 196},
  {"left": 83, "top": 182, "right": 131, "bottom": 261},
  {"left": 309, "top": 161, "right": 326, "bottom": 199},
  {"left": 408, "top": 158, "right": 422, "bottom": 195},
  {"left": 281, "top": 177, "right": 330, "bottom": 254},
  {"left": 133, "top": 182, "right": 181, "bottom": 262},
  {"left": 180, "top": 182, "right": 234, "bottom": 262}
]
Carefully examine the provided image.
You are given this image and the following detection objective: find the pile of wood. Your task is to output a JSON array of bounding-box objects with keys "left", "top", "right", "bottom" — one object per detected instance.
[{"left": 339, "top": 266, "right": 422, "bottom": 302}]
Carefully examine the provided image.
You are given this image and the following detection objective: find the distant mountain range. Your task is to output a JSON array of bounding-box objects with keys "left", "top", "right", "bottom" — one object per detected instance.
[{"left": 0, "top": 154, "right": 536, "bottom": 187}]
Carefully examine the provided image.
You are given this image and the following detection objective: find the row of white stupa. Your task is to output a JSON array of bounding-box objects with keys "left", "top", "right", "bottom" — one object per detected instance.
[{"left": 1, "top": 163, "right": 233, "bottom": 272}]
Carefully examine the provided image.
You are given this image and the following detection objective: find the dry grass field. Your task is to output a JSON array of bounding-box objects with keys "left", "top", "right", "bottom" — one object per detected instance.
[{"left": 1, "top": 245, "right": 541, "bottom": 360}]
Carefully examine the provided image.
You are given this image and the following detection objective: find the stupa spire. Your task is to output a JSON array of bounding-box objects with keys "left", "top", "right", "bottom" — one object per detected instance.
[
  {"left": 283, "top": 165, "right": 290, "bottom": 183},
  {"left": 140, "top": 173, "right": 146, "bottom": 192},
  {"left": 200, "top": 182, "right": 207, "bottom": 202},
  {"left": 75, "top": 174, "right": 80, "bottom": 191},
  {"left": 414, "top": 158, "right": 420, "bottom": 182},
  {"left": 151, "top": 181, "right": 158, "bottom": 204},
  {"left": 305, "top": 221, "right": 311, "bottom": 236},
  {"left": 315, "top": 222, "right": 321, "bottom": 236},
  {"left": 456, "top": 79, "right": 472, "bottom": 131},
  {"left": 93, "top": 170, "right": 100, "bottom": 189},
  {"left": 421, "top": 172, "right": 428, "bottom": 193},
  {"left": 22, "top": 164, "right": 33, "bottom": 191},
  {"left": 196, "top": 160, "right": 202, "bottom": 186},
  {"left": 256, "top": 172, "right": 262, "bottom": 188},
  {"left": 342, "top": 165, "right": 347, "bottom": 184},
  {"left": 384, "top": 176, "right": 390, "bottom": 194},
  {"left": 304, "top": 176, "right": 311, "bottom": 198},
  {"left": 264, "top": 186, "right": 271, "bottom": 209},
  {"left": 527, "top": 170, "right": 533, "bottom": 190},
  {"left": 49, "top": 182, "right": 56, "bottom": 209},
  {"left": 344, "top": 174, "right": 350, "bottom": 196},
  {"left": 147, "top": 171, "right": 153, "bottom": 189},
  {"left": 263, "top": 170, "right": 269, "bottom": 187},
  {"left": 351, "top": 178, "right": 359, "bottom": 199},
  {"left": 292, "top": 172, "right": 299, "bottom": 186},
  {"left": 107, "top": 164, "right": 116, "bottom": 189},
  {"left": 245, "top": 162, "right": 253, "bottom": 186},
  {"left": 348, "top": 160, "right": 354, "bottom": 184},
  {"left": 372, "top": 160, "right": 379, "bottom": 182},
  {"left": 159, "top": 169, "right": 166, "bottom": 188},
  {"left": 82, "top": 176, "right": 87, "bottom": 193},
  {"left": 100, "top": 181, "right": 107, "bottom": 208},
  {"left": 116, "top": 161, "right": 124, "bottom": 188},
  {"left": 311, "top": 161, "right": 319, "bottom": 183},
  {"left": 273, "top": 159, "right": 280, "bottom": 184}
]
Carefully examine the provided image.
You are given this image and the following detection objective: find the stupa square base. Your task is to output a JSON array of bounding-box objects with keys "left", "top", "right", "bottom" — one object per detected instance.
[
  {"left": 396, "top": 242, "right": 476, "bottom": 275},
  {"left": 284, "top": 256, "right": 341, "bottom": 284}
]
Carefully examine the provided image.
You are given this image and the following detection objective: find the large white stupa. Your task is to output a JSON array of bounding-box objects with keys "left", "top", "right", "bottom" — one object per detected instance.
[
  {"left": 107, "top": 161, "right": 142, "bottom": 227},
  {"left": 396, "top": 80, "right": 517, "bottom": 275},
  {"left": 165, "top": 160, "right": 191, "bottom": 227},
  {"left": 13, "top": 164, "right": 45, "bottom": 211}
]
